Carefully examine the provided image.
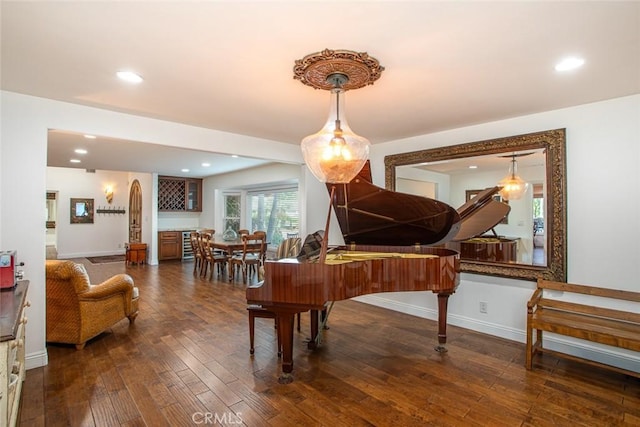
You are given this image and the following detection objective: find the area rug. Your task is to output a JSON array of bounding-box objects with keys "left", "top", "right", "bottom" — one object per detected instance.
[{"left": 86, "top": 255, "right": 125, "bottom": 264}]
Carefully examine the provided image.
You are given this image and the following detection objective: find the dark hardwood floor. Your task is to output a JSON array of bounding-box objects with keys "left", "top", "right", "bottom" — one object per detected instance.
[{"left": 19, "top": 259, "right": 639, "bottom": 426}]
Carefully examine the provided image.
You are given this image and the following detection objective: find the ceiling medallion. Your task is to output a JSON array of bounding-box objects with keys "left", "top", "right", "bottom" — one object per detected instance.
[{"left": 293, "top": 49, "right": 384, "bottom": 91}]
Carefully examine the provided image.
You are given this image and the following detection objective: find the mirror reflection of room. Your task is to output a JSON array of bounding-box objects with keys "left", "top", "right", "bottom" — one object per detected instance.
[
  {"left": 395, "top": 148, "right": 546, "bottom": 266},
  {"left": 74, "top": 202, "right": 88, "bottom": 217}
]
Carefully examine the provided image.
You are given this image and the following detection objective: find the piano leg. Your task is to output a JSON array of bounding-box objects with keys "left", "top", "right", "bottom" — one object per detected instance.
[
  {"left": 435, "top": 293, "right": 452, "bottom": 353},
  {"left": 308, "top": 310, "right": 319, "bottom": 350},
  {"left": 276, "top": 311, "right": 296, "bottom": 384}
]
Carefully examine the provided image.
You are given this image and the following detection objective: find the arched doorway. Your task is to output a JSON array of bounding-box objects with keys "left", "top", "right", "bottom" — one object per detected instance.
[{"left": 129, "top": 180, "right": 142, "bottom": 242}]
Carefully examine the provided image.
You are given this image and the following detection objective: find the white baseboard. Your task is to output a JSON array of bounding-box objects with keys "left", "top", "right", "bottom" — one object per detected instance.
[
  {"left": 355, "top": 294, "right": 640, "bottom": 374},
  {"left": 57, "top": 250, "right": 125, "bottom": 259},
  {"left": 541, "top": 335, "right": 640, "bottom": 373},
  {"left": 25, "top": 349, "right": 48, "bottom": 370}
]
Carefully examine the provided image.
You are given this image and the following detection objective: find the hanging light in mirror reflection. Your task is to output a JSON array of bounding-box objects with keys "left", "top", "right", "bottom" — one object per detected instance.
[
  {"left": 301, "top": 74, "right": 370, "bottom": 184},
  {"left": 498, "top": 155, "right": 529, "bottom": 200}
]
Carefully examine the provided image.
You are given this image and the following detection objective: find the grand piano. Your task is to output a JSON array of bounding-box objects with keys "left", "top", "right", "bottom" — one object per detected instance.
[
  {"left": 446, "top": 186, "right": 517, "bottom": 263},
  {"left": 247, "top": 163, "right": 466, "bottom": 383}
]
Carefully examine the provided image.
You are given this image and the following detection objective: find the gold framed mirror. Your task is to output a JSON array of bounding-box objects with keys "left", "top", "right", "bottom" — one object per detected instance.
[{"left": 385, "top": 128, "right": 566, "bottom": 281}]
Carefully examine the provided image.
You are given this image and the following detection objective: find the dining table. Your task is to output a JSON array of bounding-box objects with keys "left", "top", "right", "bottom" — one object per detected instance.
[
  {"left": 206, "top": 233, "right": 269, "bottom": 282},
  {"left": 208, "top": 234, "right": 266, "bottom": 255}
]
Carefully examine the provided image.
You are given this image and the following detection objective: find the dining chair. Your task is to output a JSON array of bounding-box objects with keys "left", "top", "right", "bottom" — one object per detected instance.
[
  {"left": 201, "top": 229, "right": 227, "bottom": 256},
  {"left": 227, "top": 229, "right": 251, "bottom": 257},
  {"left": 275, "top": 237, "right": 302, "bottom": 260},
  {"left": 189, "top": 231, "right": 203, "bottom": 274},
  {"left": 199, "top": 232, "right": 228, "bottom": 279},
  {"left": 229, "top": 231, "right": 266, "bottom": 283}
]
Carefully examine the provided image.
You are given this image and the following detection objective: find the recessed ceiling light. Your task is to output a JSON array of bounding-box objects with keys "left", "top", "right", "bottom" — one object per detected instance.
[
  {"left": 84, "top": 134, "right": 96, "bottom": 139},
  {"left": 231, "top": 155, "right": 238, "bottom": 158},
  {"left": 116, "top": 71, "right": 143, "bottom": 83},
  {"left": 75, "top": 149, "right": 88, "bottom": 154},
  {"left": 468, "top": 165, "right": 478, "bottom": 169},
  {"left": 181, "top": 168, "right": 190, "bottom": 173},
  {"left": 70, "top": 159, "right": 81, "bottom": 163},
  {"left": 555, "top": 57, "right": 585, "bottom": 72},
  {"left": 201, "top": 163, "right": 211, "bottom": 167}
]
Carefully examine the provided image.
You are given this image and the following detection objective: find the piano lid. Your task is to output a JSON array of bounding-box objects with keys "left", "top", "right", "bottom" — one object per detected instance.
[
  {"left": 452, "top": 186, "right": 511, "bottom": 241},
  {"left": 328, "top": 162, "right": 461, "bottom": 247}
]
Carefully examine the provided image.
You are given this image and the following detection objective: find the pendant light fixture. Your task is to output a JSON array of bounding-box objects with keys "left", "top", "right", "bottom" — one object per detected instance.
[
  {"left": 498, "top": 154, "right": 530, "bottom": 200},
  {"left": 294, "top": 49, "right": 384, "bottom": 184},
  {"left": 294, "top": 49, "right": 384, "bottom": 262}
]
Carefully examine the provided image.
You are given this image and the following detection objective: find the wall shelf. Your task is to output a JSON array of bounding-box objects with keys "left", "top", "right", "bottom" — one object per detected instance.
[{"left": 96, "top": 206, "right": 126, "bottom": 214}]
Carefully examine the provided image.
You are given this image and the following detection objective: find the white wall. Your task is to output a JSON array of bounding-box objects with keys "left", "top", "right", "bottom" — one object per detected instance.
[
  {"left": 46, "top": 168, "right": 154, "bottom": 261},
  {"left": 157, "top": 212, "right": 201, "bottom": 231},
  {"left": 47, "top": 167, "right": 130, "bottom": 258},
  {"left": 0, "top": 91, "right": 303, "bottom": 369},
  {"left": 397, "top": 166, "right": 450, "bottom": 201},
  {"left": 366, "top": 94, "right": 640, "bottom": 372},
  {"left": 396, "top": 178, "right": 436, "bottom": 198},
  {"left": 2, "top": 90, "right": 639, "bottom": 374}
]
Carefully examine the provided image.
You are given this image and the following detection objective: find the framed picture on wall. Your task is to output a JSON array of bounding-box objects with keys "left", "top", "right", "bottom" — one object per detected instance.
[
  {"left": 465, "top": 189, "right": 509, "bottom": 224},
  {"left": 70, "top": 198, "right": 94, "bottom": 224}
]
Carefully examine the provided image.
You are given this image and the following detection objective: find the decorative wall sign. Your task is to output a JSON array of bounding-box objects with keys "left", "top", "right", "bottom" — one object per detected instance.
[{"left": 70, "top": 198, "right": 94, "bottom": 224}]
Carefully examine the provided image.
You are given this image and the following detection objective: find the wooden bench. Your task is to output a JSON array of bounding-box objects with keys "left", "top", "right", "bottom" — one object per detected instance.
[{"left": 526, "top": 279, "right": 640, "bottom": 377}]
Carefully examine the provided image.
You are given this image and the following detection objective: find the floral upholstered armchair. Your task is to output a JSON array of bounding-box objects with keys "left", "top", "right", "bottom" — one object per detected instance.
[{"left": 45, "top": 260, "right": 139, "bottom": 349}]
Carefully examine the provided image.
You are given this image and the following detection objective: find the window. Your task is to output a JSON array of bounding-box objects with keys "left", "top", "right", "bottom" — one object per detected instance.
[
  {"left": 532, "top": 184, "right": 544, "bottom": 235},
  {"left": 223, "top": 193, "right": 241, "bottom": 233},
  {"left": 247, "top": 186, "right": 298, "bottom": 248}
]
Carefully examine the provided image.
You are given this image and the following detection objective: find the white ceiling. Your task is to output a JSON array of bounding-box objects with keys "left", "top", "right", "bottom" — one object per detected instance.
[
  {"left": 47, "top": 129, "right": 274, "bottom": 177},
  {"left": 2, "top": 1, "right": 639, "bottom": 177}
]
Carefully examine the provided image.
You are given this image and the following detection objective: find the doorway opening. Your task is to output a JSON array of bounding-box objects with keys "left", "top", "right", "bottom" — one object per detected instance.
[{"left": 46, "top": 191, "right": 58, "bottom": 259}]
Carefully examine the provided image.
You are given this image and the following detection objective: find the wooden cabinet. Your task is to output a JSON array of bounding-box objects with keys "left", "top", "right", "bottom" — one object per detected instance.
[
  {"left": 158, "top": 232, "right": 182, "bottom": 260},
  {"left": 1, "top": 281, "right": 29, "bottom": 427},
  {"left": 125, "top": 243, "right": 147, "bottom": 265},
  {"left": 186, "top": 179, "right": 202, "bottom": 212},
  {"left": 158, "top": 176, "right": 202, "bottom": 212}
]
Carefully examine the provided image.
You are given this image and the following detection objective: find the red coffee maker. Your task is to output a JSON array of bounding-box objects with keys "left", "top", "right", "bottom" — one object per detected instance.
[{"left": 0, "top": 250, "right": 22, "bottom": 290}]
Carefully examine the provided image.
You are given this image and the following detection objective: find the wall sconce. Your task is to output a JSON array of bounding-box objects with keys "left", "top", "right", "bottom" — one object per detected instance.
[
  {"left": 294, "top": 49, "right": 384, "bottom": 184},
  {"left": 498, "top": 154, "right": 530, "bottom": 200},
  {"left": 105, "top": 186, "right": 114, "bottom": 204}
]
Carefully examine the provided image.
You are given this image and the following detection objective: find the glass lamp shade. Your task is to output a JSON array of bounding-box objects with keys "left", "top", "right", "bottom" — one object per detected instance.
[
  {"left": 498, "top": 159, "right": 529, "bottom": 200},
  {"left": 301, "top": 89, "right": 370, "bottom": 183},
  {"left": 498, "top": 175, "right": 529, "bottom": 200}
]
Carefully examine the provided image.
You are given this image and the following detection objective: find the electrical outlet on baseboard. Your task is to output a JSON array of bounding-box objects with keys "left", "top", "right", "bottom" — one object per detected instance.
[{"left": 479, "top": 301, "right": 488, "bottom": 314}]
